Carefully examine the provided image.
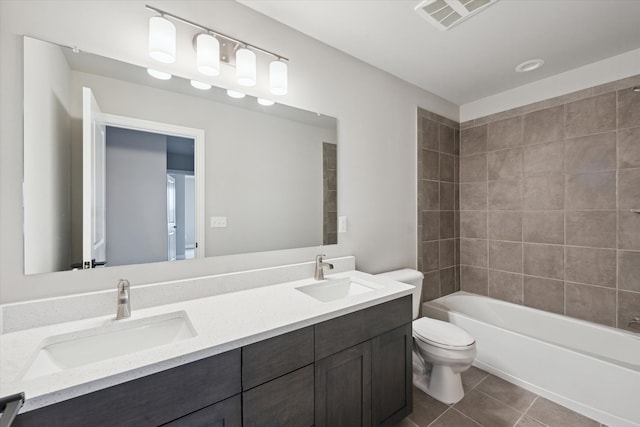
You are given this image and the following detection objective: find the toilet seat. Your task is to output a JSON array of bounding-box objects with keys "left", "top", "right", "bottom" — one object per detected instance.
[{"left": 413, "top": 317, "right": 475, "bottom": 350}]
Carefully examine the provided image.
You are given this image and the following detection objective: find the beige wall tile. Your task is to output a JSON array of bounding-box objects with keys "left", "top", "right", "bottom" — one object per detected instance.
[
  {"left": 523, "top": 175, "right": 564, "bottom": 210},
  {"left": 619, "top": 168, "right": 640, "bottom": 210},
  {"left": 565, "top": 93, "right": 616, "bottom": 138},
  {"left": 619, "top": 210, "right": 640, "bottom": 250},
  {"left": 487, "top": 116, "right": 523, "bottom": 151},
  {"left": 489, "top": 211, "right": 522, "bottom": 242},
  {"left": 459, "top": 153, "right": 487, "bottom": 183},
  {"left": 523, "top": 141, "right": 563, "bottom": 176},
  {"left": 460, "top": 266, "right": 488, "bottom": 295},
  {"left": 440, "top": 267, "right": 456, "bottom": 296},
  {"left": 439, "top": 124, "right": 455, "bottom": 154},
  {"left": 522, "top": 211, "right": 564, "bottom": 244},
  {"left": 460, "top": 211, "right": 487, "bottom": 239},
  {"left": 565, "top": 246, "right": 616, "bottom": 288},
  {"left": 460, "top": 125, "right": 487, "bottom": 155},
  {"left": 422, "top": 118, "right": 439, "bottom": 150},
  {"left": 460, "top": 238, "right": 487, "bottom": 267},
  {"left": 439, "top": 239, "right": 455, "bottom": 268},
  {"left": 422, "top": 270, "right": 440, "bottom": 301},
  {"left": 564, "top": 132, "right": 616, "bottom": 174},
  {"left": 523, "top": 105, "right": 564, "bottom": 145},
  {"left": 421, "top": 180, "right": 439, "bottom": 211},
  {"left": 523, "top": 243, "right": 564, "bottom": 280},
  {"left": 422, "top": 240, "right": 439, "bottom": 272},
  {"left": 618, "top": 250, "right": 640, "bottom": 292},
  {"left": 618, "top": 291, "right": 640, "bottom": 333},
  {"left": 440, "top": 153, "right": 455, "bottom": 182},
  {"left": 489, "top": 270, "right": 523, "bottom": 304},
  {"left": 489, "top": 177, "right": 522, "bottom": 210},
  {"left": 488, "top": 148, "right": 523, "bottom": 180},
  {"left": 440, "top": 182, "right": 455, "bottom": 210},
  {"left": 523, "top": 276, "right": 564, "bottom": 314},
  {"left": 566, "top": 282, "right": 616, "bottom": 326},
  {"left": 422, "top": 149, "right": 439, "bottom": 180},
  {"left": 618, "top": 86, "right": 640, "bottom": 129},
  {"left": 460, "top": 182, "right": 487, "bottom": 210},
  {"left": 440, "top": 211, "right": 455, "bottom": 239},
  {"left": 422, "top": 211, "right": 440, "bottom": 241},
  {"left": 618, "top": 127, "right": 640, "bottom": 169},
  {"left": 489, "top": 241, "right": 523, "bottom": 273},
  {"left": 565, "top": 172, "right": 616, "bottom": 210},
  {"left": 566, "top": 211, "right": 617, "bottom": 248}
]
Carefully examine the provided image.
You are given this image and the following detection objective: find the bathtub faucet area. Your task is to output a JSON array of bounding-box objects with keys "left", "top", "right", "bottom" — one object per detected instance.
[{"left": 629, "top": 316, "right": 640, "bottom": 331}]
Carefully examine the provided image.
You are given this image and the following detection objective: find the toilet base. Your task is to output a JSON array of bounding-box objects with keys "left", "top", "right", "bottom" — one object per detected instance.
[{"left": 413, "top": 364, "right": 465, "bottom": 404}]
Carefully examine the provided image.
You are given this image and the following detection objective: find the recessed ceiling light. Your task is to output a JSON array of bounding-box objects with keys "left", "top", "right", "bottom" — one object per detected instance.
[
  {"left": 190, "top": 80, "right": 212, "bottom": 90},
  {"left": 147, "top": 68, "right": 172, "bottom": 80},
  {"left": 515, "top": 59, "right": 545, "bottom": 73},
  {"left": 227, "top": 90, "right": 246, "bottom": 99},
  {"left": 257, "top": 98, "right": 274, "bottom": 106}
]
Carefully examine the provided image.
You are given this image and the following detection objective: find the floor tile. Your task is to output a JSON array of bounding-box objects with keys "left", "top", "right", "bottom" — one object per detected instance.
[
  {"left": 409, "top": 387, "right": 449, "bottom": 426},
  {"left": 461, "top": 365, "right": 489, "bottom": 392},
  {"left": 525, "top": 397, "right": 600, "bottom": 427},
  {"left": 515, "top": 415, "right": 547, "bottom": 426},
  {"left": 429, "top": 408, "right": 482, "bottom": 427},
  {"left": 477, "top": 375, "right": 537, "bottom": 412},
  {"left": 454, "top": 389, "right": 523, "bottom": 427},
  {"left": 394, "top": 417, "right": 420, "bottom": 427}
]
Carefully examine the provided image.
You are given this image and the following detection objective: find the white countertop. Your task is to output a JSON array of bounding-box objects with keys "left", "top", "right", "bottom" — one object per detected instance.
[{"left": 0, "top": 270, "right": 413, "bottom": 412}]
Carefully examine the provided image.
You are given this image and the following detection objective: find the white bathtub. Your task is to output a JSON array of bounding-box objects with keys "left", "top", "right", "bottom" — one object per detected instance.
[{"left": 422, "top": 291, "right": 640, "bottom": 427}]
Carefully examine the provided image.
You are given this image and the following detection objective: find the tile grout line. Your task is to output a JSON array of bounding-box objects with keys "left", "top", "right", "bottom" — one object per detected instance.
[{"left": 615, "top": 89, "right": 619, "bottom": 329}]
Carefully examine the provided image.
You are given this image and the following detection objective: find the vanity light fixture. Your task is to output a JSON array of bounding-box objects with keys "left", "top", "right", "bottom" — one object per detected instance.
[
  {"left": 146, "top": 5, "right": 289, "bottom": 95},
  {"left": 148, "top": 16, "right": 176, "bottom": 63},
  {"left": 190, "top": 80, "right": 212, "bottom": 90},
  {"left": 196, "top": 33, "right": 220, "bottom": 76},
  {"left": 257, "top": 98, "right": 275, "bottom": 106},
  {"left": 515, "top": 59, "right": 545, "bottom": 73},
  {"left": 147, "top": 68, "right": 172, "bottom": 80},
  {"left": 227, "top": 89, "right": 246, "bottom": 99}
]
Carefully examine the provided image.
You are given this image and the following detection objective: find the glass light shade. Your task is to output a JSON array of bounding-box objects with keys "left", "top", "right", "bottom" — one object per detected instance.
[
  {"left": 190, "top": 80, "right": 212, "bottom": 90},
  {"left": 149, "top": 16, "right": 176, "bottom": 63},
  {"left": 236, "top": 48, "right": 256, "bottom": 87},
  {"left": 196, "top": 33, "right": 220, "bottom": 76},
  {"left": 257, "top": 98, "right": 274, "bottom": 106},
  {"left": 226, "top": 90, "right": 246, "bottom": 99},
  {"left": 269, "top": 60, "right": 287, "bottom": 95},
  {"left": 147, "top": 68, "right": 172, "bottom": 80}
]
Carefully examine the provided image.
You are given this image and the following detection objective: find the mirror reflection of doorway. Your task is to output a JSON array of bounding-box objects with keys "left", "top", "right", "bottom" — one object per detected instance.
[{"left": 105, "top": 126, "right": 195, "bottom": 266}]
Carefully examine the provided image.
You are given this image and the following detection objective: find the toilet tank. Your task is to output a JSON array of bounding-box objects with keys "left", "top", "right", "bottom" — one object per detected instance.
[{"left": 377, "top": 269, "right": 424, "bottom": 319}]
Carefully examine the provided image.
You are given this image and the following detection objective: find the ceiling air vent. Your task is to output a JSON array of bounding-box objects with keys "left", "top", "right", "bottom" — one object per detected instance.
[{"left": 415, "top": 0, "right": 497, "bottom": 31}]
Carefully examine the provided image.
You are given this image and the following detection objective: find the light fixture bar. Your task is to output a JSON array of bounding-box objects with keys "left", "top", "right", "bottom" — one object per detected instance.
[{"left": 145, "top": 4, "right": 289, "bottom": 62}]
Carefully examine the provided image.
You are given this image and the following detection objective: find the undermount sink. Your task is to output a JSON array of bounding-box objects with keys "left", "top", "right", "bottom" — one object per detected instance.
[
  {"left": 296, "top": 277, "right": 382, "bottom": 302},
  {"left": 21, "top": 311, "right": 196, "bottom": 381}
]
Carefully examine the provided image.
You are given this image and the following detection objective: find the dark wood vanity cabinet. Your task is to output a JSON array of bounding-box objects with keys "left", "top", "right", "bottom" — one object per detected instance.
[{"left": 14, "top": 295, "right": 412, "bottom": 427}]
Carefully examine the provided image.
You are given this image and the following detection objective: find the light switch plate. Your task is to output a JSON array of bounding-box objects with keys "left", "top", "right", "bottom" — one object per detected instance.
[
  {"left": 338, "top": 216, "right": 347, "bottom": 233},
  {"left": 210, "top": 216, "right": 227, "bottom": 228}
]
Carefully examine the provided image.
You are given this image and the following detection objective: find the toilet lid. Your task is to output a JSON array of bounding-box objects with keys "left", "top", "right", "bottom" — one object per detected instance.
[{"left": 413, "top": 317, "right": 475, "bottom": 348}]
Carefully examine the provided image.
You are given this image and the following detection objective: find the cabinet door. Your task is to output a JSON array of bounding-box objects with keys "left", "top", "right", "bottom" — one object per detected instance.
[
  {"left": 315, "top": 341, "right": 372, "bottom": 427},
  {"left": 371, "top": 323, "right": 413, "bottom": 427},
  {"left": 243, "top": 365, "right": 314, "bottom": 427},
  {"left": 161, "top": 394, "right": 241, "bottom": 427}
]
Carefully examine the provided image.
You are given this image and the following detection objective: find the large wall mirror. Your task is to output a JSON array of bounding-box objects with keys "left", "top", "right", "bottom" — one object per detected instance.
[{"left": 23, "top": 37, "right": 338, "bottom": 275}]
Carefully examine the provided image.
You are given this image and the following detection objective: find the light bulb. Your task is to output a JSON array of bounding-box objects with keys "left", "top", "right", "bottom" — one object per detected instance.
[
  {"left": 257, "top": 98, "right": 274, "bottom": 106},
  {"left": 190, "top": 80, "right": 212, "bottom": 90},
  {"left": 227, "top": 90, "right": 246, "bottom": 99},
  {"left": 147, "top": 69, "right": 172, "bottom": 80}
]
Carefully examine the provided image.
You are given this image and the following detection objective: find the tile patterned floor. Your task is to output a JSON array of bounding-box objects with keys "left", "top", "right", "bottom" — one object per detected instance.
[{"left": 395, "top": 367, "right": 606, "bottom": 427}]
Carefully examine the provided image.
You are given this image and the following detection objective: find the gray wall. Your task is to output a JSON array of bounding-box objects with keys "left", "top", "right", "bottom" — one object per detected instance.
[
  {"left": 105, "top": 126, "right": 167, "bottom": 266},
  {"left": 456, "top": 74, "right": 640, "bottom": 332}
]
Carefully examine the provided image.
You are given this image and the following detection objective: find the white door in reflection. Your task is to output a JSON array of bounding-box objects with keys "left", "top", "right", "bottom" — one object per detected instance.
[{"left": 167, "top": 174, "right": 176, "bottom": 262}]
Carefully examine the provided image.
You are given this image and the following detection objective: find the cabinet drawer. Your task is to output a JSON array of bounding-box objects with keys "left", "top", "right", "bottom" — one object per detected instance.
[
  {"left": 315, "top": 295, "right": 411, "bottom": 360},
  {"left": 243, "top": 364, "right": 314, "bottom": 427},
  {"left": 161, "top": 394, "right": 241, "bottom": 427},
  {"left": 242, "top": 326, "right": 314, "bottom": 390},
  {"left": 14, "top": 349, "right": 241, "bottom": 427}
]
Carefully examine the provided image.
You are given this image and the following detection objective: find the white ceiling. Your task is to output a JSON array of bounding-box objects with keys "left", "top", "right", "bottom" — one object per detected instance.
[{"left": 238, "top": 0, "right": 640, "bottom": 105}]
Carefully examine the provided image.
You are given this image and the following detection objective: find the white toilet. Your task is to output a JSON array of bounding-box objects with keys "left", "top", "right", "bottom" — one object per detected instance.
[{"left": 378, "top": 269, "right": 476, "bottom": 404}]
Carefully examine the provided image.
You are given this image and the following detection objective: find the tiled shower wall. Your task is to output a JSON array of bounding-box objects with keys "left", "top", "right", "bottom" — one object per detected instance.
[
  {"left": 417, "top": 109, "right": 460, "bottom": 302},
  {"left": 457, "top": 74, "right": 640, "bottom": 332}
]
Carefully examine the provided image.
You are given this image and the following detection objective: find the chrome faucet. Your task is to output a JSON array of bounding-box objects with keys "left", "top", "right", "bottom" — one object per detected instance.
[
  {"left": 116, "top": 279, "right": 131, "bottom": 320},
  {"left": 629, "top": 316, "right": 640, "bottom": 331},
  {"left": 314, "top": 254, "right": 334, "bottom": 280}
]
